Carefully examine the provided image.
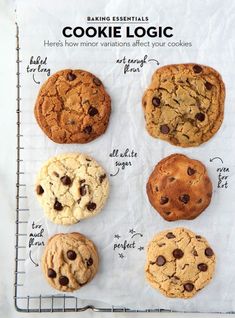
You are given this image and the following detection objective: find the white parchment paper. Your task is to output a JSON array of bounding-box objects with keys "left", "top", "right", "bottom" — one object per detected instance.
[{"left": 16, "top": 0, "right": 235, "bottom": 312}]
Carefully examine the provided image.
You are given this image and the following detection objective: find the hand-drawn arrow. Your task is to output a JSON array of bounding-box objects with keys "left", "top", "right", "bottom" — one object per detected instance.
[
  {"left": 29, "top": 250, "right": 39, "bottom": 267},
  {"left": 131, "top": 233, "right": 143, "bottom": 239},
  {"left": 33, "top": 73, "right": 40, "bottom": 84},
  {"left": 210, "top": 157, "right": 223, "bottom": 164},
  {"left": 148, "top": 58, "right": 160, "bottom": 65},
  {"left": 110, "top": 168, "right": 120, "bottom": 177}
]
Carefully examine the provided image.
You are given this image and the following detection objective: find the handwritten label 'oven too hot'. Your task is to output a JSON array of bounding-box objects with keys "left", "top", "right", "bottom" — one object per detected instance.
[{"left": 217, "top": 167, "right": 229, "bottom": 189}]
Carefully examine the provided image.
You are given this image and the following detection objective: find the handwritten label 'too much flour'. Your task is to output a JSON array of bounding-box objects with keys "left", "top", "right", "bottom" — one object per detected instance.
[{"left": 28, "top": 221, "right": 45, "bottom": 248}]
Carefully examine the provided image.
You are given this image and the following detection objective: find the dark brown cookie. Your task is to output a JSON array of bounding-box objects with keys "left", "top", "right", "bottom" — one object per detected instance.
[
  {"left": 146, "top": 154, "right": 213, "bottom": 221},
  {"left": 34, "top": 69, "right": 111, "bottom": 143}
]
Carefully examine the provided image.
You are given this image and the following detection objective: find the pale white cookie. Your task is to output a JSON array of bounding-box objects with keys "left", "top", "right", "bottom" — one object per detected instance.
[{"left": 35, "top": 153, "right": 109, "bottom": 225}]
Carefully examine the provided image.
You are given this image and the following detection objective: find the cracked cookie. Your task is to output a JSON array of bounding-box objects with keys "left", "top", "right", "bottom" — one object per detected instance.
[
  {"left": 146, "top": 154, "right": 212, "bottom": 221},
  {"left": 145, "top": 227, "right": 216, "bottom": 298},
  {"left": 34, "top": 69, "right": 111, "bottom": 143},
  {"left": 142, "top": 63, "right": 225, "bottom": 147},
  {"left": 42, "top": 232, "right": 99, "bottom": 292},
  {"left": 35, "top": 153, "right": 109, "bottom": 225}
]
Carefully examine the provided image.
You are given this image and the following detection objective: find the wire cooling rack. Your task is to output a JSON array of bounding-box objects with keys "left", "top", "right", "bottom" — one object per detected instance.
[
  {"left": 14, "top": 22, "right": 234, "bottom": 314},
  {"left": 14, "top": 22, "right": 165, "bottom": 314}
]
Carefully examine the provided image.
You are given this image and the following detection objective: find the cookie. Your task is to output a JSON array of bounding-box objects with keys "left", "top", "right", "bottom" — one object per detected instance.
[
  {"left": 142, "top": 64, "right": 225, "bottom": 147},
  {"left": 42, "top": 232, "right": 99, "bottom": 292},
  {"left": 34, "top": 69, "right": 111, "bottom": 143},
  {"left": 35, "top": 153, "right": 109, "bottom": 225},
  {"left": 145, "top": 227, "right": 216, "bottom": 298},
  {"left": 146, "top": 154, "right": 212, "bottom": 221}
]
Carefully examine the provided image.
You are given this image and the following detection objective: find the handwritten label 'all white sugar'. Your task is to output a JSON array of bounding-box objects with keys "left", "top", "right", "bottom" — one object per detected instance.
[{"left": 109, "top": 148, "right": 137, "bottom": 176}]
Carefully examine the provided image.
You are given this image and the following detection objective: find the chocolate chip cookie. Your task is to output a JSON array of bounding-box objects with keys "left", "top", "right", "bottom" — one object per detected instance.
[
  {"left": 42, "top": 232, "right": 99, "bottom": 292},
  {"left": 34, "top": 69, "right": 111, "bottom": 143},
  {"left": 142, "top": 64, "right": 225, "bottom": 147},
  {"left": 145, "top": 227, "right": 216, "bottom": 298},
  {"left": 35, "top": 153, "right": 109, "bottom": 225},
  {"left": 146, "top": 154, "right": 212, "bottom": 221}
]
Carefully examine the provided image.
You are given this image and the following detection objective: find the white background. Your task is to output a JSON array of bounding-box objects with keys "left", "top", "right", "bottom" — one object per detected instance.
[{"left": 0, "top": 0, "right": 233, "bottom": 317}]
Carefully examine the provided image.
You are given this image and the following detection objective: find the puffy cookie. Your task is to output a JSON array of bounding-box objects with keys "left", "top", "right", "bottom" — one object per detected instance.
[
  {"left": 146, "top": 154, "right": 212, "bottom": 221},
  {"left": 142, "top": 64, "right": 225, "bottom": 147},
  {"left": 35, "top": 153, "right": 109, "bottom": 225},
  {"left": 34, "top": 69, "right": 111, "bottom": 143},
  {"left": 145, "top": 228, "right": 216, "bottom": 298},
  {"left": 42, "top": 232, "right": 99, "bottom": 292}
]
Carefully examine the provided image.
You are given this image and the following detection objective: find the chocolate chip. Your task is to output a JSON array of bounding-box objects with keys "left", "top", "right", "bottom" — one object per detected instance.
[
  {"left": 152, "top": 97, "right": 160, "bottom": 107},
  {"left": 164, "top": 211, "right": 171, "bottom": 215},
  {"left": 53, "top": 171, "right": 59, "bottom": 177},
  {"left": 160, "top": 124, "right": 170, "bottom": 134},
  {"left": 80, "top": 179, "right": 86, "bottom": 184},
  {"left": 193, "top": 65, "right": 202, "bottom": 73},
  {"left": 77, "top": 198, "right": 81, "bottom": 204},
  {"left": 179, "top": 194, "right": 190, "bottom": 204},
  {"left": 83, "top": 125, "right": 92, "bottom": 134},
  {"left": 166, "top": 232, "right": 175, "bottom": 239},
  {"left": 93, "top": 77, "right": 102, "bottom": 86},
  {"left": 54, "top": 199, "right": 63, "bottom": 211},
  {"left": 48, "top": 268, "right": 56, "bottom": 278},
  {"left": 173, "top": 249, "right": 184, "bottom": 259},
  {"left": 193, "top": 249, "right": 198, "bottom": 256},
  {"left": 87, "top": 202, "right": 96, "bottom": 211},
  {"left": 87, "top": 258, "right": 93, "bottom": 266},
  {"left": 205, "top": 81, "right": 213, "bottom": 90},
  {"left": 198, "top": 263, "right": 208, "bottom": 272},
  {"left": 196, "top": 235, "right": 201, "bottom": 240},
  {"left": 184, "top": 283, "right": 194, "bottom": 292},
  {"left": 197, "top": 198, "right": 202, "bottom": 204},
  {"left": 36, "top": 185, "right": 44, "bottom": 195},
  {"left": 205, "top": 247, "right": 214, "bottom": 257},
  {"left": 99, "top": 174, "right": 106, "bottom": 183},
  {"left": 60, "top": 176, "right": 72, "bottom": 186},
  {"left": 187, "top": 167, "right": 196, "bottom": 176},
  {"left": 156, "top": 255, "right": 166, "bottom": 266},
  {"left": 160, "top": 196, "right": 169, "bottom": 205},
  {"left": 80, "top": 185, "right": 87, "bottom": 196},
  {"left": 169, "top": 177, "right": 175, "bottom": 182},
  {"left": 59, "top": 276, "right": 69, "bottom": 286},
  {"left": 67, "top": 72, "right": 76, "bottom": 81},
  {"left": 67, "top": 250, "right": 77, "bottom": 260},
  {"left": 195, "top": 112, "right": 205, "bottom": 122},
  {"left": 155, "top": 186, "right": 159, "bottom": 192},
  {"left": 88, "top": 106, "right": 98, "bottom": 117}
]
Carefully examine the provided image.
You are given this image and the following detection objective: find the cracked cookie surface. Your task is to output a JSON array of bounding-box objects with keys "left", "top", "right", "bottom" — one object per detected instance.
[
  {"left": 35, "top": 153, "right": 109, "bottom": 225},
  {"left": 146, "top": 154, "right": 212, "bottom": 221},
  {"left": 34, "top": 69, "right": 111, "bottom": 143},
  {"left": 42, "top": 232, "right": 99, "bottom": 292},
  {"left": 145, "top": 227, "right": 216, "bottom": 298},
  {"left": 142, "top": 64, "right": 225, "bottom": 147}
]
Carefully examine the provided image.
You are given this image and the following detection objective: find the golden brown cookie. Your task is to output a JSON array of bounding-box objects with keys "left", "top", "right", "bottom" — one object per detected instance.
[
  {"left": 34, "top": 69, "right": 111, "bottom": 143},
  {"left": 142, "top": 64, "right": 225, "bottom": 147},
  {"left": 145, "top": 228, "right": 216, "bottom": 298},
  {"left": 41, "top": 232, "right": 99, "bottom": 292},
  {"left": 146, "top": 154, "right": 212, "bottom": 221}
]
